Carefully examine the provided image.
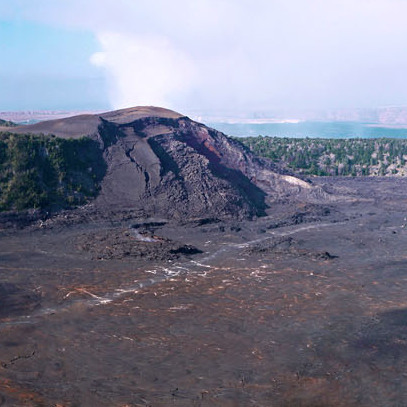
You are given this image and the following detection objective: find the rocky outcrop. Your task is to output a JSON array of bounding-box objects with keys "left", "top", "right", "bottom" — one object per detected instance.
[
  {"left": 76, "top": 226, "right": 202, "bottom": 261},
  {"left": 6, "top": 106, "right": 329, "bottom": 220}
]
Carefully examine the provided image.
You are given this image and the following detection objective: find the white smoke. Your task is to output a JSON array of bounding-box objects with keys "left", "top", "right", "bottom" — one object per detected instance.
[
  {"left": 3, "top": 0, "right": 407, "bottom": 112},
  {"left": 90, "top": 32, "right": 196, "bottom": 109}
]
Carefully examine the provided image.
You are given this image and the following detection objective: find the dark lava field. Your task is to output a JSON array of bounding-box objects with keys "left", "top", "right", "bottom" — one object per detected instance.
[{"left": 1, "top": 176, "right": 407, "bottom": 406}]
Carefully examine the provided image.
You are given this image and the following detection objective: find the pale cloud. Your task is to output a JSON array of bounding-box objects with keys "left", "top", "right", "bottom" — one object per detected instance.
[
  {"left": 89, "top": 52, "right": 106, "bottom": 67},
  {"left": 3, "top": 0, "right": 407, "bottom": 111},
  {"left": 91, "top": 32, "right": 196, "bottom": 109}
]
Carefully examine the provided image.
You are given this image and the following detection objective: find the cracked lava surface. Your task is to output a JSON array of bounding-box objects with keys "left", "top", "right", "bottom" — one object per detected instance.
[{"left": 1, "top": 178, "right": 407, "bottom": 406}]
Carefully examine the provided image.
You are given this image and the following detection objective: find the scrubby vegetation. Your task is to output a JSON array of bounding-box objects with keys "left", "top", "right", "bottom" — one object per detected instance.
[
  {"left": 238, "top": 136, "right": 407, "bottom": 176},
  {"left": 0, "top": 119, "right": 17, "bottom": 127},
  {"left": 0, "top": 132, "right": 105, "bottom": 211}
]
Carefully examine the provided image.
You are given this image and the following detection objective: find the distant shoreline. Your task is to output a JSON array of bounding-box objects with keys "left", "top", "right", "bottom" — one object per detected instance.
[
  {"left": 0, "top": 110, "right": 104, "bottom": 124},
  {"left": 207, "top": 121, "right": 407, "bottom": 139},
  {"left": 2, "top": 109, "right": 407, "bottom": 136},
  {"left": 366, "top": 123, "right": 407, "bottom": 129}
]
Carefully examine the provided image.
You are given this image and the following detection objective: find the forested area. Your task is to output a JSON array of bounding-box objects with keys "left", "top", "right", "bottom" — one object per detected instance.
[
  {"left": 238, "top": 136, "right": 407, "bottom": 176},
  {"left": 0, "top": 119, "right": 17, "bottom": 127},
  {"left": 0, "top": 132, "right": 105, "bottom": 211}
]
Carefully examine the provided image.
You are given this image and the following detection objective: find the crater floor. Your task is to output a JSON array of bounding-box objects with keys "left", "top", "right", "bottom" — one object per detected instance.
[{"left": 1, "top": 177, "right": 407, "bottom": 406}]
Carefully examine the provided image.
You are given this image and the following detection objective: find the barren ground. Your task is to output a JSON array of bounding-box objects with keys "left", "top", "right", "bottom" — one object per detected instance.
[{"left": 1, "top": 177, "right": 407, "bottom": 406}]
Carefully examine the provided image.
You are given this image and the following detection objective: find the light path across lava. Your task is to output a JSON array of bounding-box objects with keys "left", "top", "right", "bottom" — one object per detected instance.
[
  {"left": 0, "top": 220, "right": 346, "bottom": 326},
  {"left": 197, "top": 221, "right": 345, "bottom": 264}
]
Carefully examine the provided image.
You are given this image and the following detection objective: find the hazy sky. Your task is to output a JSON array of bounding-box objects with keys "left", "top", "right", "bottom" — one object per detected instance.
[{"left": 1, "top": 0, "right": 407, "bottom": 114}]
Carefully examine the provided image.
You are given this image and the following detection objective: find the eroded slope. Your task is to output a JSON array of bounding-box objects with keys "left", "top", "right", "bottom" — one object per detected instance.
[{"left": 2, "top": 106, "right": 329, "bottom": 220}]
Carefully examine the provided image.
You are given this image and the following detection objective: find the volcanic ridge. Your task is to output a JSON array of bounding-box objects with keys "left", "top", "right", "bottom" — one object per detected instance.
[{"left": 5, "top": 106, "right": 328, "bottom": 221}]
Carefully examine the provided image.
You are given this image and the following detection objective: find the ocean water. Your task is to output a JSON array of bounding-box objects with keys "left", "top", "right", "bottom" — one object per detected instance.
[{"left": 207, "top": 121, "right": 407, "bottom": 139}]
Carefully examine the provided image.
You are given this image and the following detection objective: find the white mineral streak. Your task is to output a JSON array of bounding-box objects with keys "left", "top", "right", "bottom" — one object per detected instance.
[{"left": 281, "top": 175, "right": 312, "bottom": 189}]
